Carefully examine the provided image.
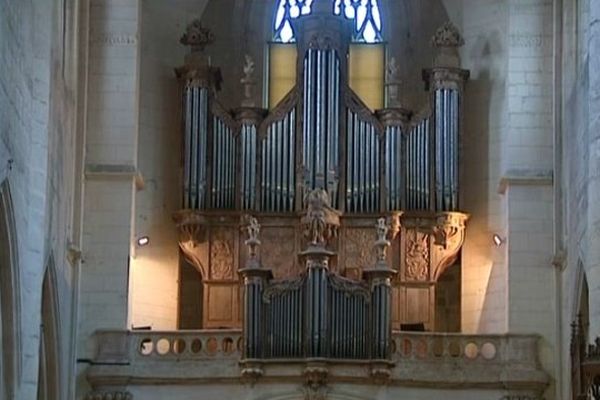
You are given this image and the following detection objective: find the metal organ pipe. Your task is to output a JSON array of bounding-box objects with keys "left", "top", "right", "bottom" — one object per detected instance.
[
  {"left": 182, "top": 86, "right": 209, "bottom": 210},
  {"left": 345, "top": 110, "right": 381, "bottom": 213},
  {"left": 240, "top": 124, "right": 257, "bottom": 210},
  {"left": 384, "top": 126, "right": 403, "bottom": 211},
  {"left": 302, "top": 49, "right": 340, "bottom": 205},
  {"left": 261, "top": 108, "right": 296, "bottom": 213},
  {"left": 211, "top": 116, "right": 236, "bottom": 209},
  {"left": 404, "top": 117, "right": 431, "bottom": 211},
  {"left": 435, "top": 88, "right": 460, "bottom": 211}
]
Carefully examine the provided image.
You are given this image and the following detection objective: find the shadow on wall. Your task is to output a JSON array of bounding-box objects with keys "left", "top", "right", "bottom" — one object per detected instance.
[{"left": 460, "top": 28, "right": 504, "bottom": 333}]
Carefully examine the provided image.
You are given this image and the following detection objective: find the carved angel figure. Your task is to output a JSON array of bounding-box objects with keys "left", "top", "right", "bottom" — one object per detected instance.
[
  {"left": 242, "top": 54, "right": 255, "bottom": 81},
  {"left": 244, "top": 215, "right": 260, "bottom": 241},
  {"left": 386, "top": 56, "right": 400, "bottom": 83},
  {"left": 376, "top": 218, "right": 389, "bottom": 242},
  {"left": 301, "top": 188, "right": 341, "bottom": 246}
]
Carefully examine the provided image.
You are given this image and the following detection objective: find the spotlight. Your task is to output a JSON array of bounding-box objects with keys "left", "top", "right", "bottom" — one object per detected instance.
[
  {"left": 492, "top": 234, "right": 504, "bottom": 247},
  {"left": 137, "top": 236, "right": 150, "bottom": 247}
]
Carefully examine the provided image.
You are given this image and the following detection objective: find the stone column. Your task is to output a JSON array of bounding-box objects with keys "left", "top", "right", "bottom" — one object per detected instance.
[
  {"left": 76, "top": 0, "right": 142, "bottom": 396},
  {"left": 587, "top": 0, "right": 600, "bottom": 339}
]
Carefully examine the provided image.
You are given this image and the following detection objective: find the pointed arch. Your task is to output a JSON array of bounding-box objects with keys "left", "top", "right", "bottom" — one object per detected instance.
[
  {"left": 0, "top": 180, "right": 21, "bottom": 400},
  {"left": 37, "top": 257, "right": 61, "bottom": 400},
  {"left": 574, "top": 260, "right": 590, "bottom": 340}
]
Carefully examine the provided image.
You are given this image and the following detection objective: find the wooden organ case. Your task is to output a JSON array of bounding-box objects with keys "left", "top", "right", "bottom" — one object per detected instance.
[{"left": 173, "top": 5, "right": 470, "bottom": 347}]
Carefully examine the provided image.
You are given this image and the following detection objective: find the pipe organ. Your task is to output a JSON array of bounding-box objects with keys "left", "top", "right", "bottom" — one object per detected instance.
[{"left": 173, "top": 10, "right": 469, "bottom": 365}]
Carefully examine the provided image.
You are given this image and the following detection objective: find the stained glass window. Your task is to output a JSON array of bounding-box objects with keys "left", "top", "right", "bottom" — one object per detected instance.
[
  {"left": 273, "top": 0, "right": 382, "bottom": 43},
  {"left": 273, "top": 0, "right": 314, "bottom": 43},
  {"left": 334, "top": 0, "right": 382, "bottom": 43}
]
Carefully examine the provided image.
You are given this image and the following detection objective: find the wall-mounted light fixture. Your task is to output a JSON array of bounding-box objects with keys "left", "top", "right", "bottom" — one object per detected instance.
[
  {"left": 492, "top": 234, "right": 505, "bottom": 247},
  {"left": 137, "top": 236, "right": 150, "bottom": 247}
]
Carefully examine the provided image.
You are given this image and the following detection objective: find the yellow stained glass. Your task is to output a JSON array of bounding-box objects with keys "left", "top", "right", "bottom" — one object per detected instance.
[
  {"left": 269, "top": 43, "right": 297, "bottom": 108},
  {"left": 348, "top": 43, "right": 385, "bottom": 110}
]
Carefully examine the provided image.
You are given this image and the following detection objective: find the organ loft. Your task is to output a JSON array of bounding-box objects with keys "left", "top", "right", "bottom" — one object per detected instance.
[{"left": 173, "top": 0, "right": 468, "bottom": 364}]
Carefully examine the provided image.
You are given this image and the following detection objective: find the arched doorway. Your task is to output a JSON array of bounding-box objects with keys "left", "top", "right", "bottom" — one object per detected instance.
[
  {"left": 0, "top": 181, "right": 20, "bottom": 400},
  {"left": 178, "top": 255, "right": 203, "bottom": 329},
  {"left": 37, "top": 261, "right": 60, "bottom": 400}
]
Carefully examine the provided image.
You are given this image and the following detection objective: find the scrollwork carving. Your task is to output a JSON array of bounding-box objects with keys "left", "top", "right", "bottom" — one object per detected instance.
[
  {"left": 405, "top": 230, "right": 429, "bottom": 282},
  {"left": 173, "top": 210, "right": 209, "bottom": 277},
  {"left": 431, "top": 212, "right": 468, "bottom": 280},
  {"left": 263, "top": 277, "right": 305, "bottom": 303},
  {"left": 329, "top": 274, "right": 371, "bottom": 301}
]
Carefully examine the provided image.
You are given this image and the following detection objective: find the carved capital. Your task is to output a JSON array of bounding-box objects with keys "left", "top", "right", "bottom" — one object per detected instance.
[
  {"left": 432, "top": 212, "right": 468, "bottom": 280},
  {"left": 180, "top": 19, "right": 215, "bottom": 51},
  {"left": 173, "top": 210, "right": 209, "bottom": 277},
  {"left": 431, "top": 22, "right": 465, "bottom": 48},
  {"left": 400, "top": 212, "right": 468, "bottom": 283},
  {"left": 430, "top": 22, "right": 466, "bottom": 68}
]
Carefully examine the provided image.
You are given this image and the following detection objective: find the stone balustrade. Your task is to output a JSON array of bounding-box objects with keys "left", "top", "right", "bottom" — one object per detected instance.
[
  {"left": 94, "top": 329, "right": 243, "bottom": 363},
  {"left": 88, "top": 329, "right": 548, "bottom": 393}
]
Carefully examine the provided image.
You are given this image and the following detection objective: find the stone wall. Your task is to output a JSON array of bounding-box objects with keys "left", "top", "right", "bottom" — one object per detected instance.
[
  {"left": 127, "top": 0, "right": 210, "bottom": 330},
  {"left": 458, "top": 0, "right": 510, "bottom": 334},
  {"left": 0, "top": 0, "right": 79, "bottom": 398},
  {"left": 76, "top": 0, "right": 142, "bottom": 396}
]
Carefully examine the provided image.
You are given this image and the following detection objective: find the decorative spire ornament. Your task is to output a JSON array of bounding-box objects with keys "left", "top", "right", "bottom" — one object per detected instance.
[
  {"left": 240, "top": 54, "right": 257, "bottom": 107},
  {"left": 431, "top": 21, "right": 465, "bottom": 68}
]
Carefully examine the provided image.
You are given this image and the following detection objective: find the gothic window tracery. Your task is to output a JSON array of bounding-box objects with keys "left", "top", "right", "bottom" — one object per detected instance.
[{"left": 273, "top": 0, "right": 382, "bottom": 43}]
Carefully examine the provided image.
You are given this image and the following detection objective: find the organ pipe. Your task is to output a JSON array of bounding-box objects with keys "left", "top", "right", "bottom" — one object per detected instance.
[{"left": 302, "top": 49, "right": 341, "bottom": 206}]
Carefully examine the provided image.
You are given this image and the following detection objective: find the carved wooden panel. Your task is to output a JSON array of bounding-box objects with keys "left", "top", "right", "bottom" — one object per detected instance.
[
  {"left": 344, "top": 228, "right": 374, "bottom": 277},
  {"left": 260, "top": 226, "right": 298, "bottom": 279},
  {"left": 210, "top": 228, "right": 236, "bottom": 281},
  {"left": 396, "top": 285, "right": 435, "bottom": 330},
  {"left": 404, "top": 229, "right": 430, "bottom": 282},
  {"left": 203, "top": 283, "right": 241, "bottom": 329}
]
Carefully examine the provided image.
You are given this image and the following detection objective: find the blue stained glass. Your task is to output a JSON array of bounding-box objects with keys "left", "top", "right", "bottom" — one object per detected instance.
[{"left": 274, "top": 0, "right": 382, "bottom": 43}]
